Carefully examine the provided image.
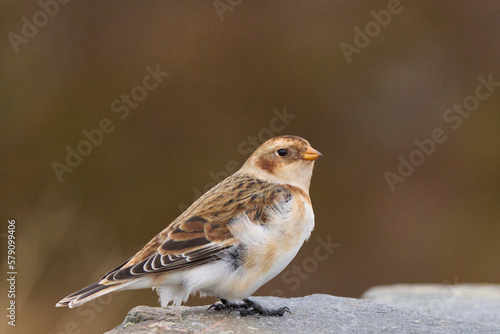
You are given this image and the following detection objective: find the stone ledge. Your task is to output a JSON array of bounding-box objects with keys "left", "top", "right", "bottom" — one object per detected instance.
[
  {"left": 106, "top": 293, "right": 499, "bottom": 333},
  {"left": 362, "top": 284, "right": 500, "bottom": 328}
]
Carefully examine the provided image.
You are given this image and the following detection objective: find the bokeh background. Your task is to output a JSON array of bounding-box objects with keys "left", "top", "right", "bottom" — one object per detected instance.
[{"left": 2, "top": 1, "right": 500, "bottom": 333}]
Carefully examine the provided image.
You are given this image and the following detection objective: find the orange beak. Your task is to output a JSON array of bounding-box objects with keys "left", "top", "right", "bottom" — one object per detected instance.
[{"left": 303, "top": 146, "right": 322, "bottom": 161}]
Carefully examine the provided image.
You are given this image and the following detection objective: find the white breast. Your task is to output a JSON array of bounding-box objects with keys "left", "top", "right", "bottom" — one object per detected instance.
[{"left": 218, "top": 194, "right": 315, "bottom": 299}]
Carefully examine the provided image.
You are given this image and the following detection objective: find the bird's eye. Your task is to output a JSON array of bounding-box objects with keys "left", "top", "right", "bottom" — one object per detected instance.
[{"left": 277, "top": 149, "right": 288, "bottom": 157}]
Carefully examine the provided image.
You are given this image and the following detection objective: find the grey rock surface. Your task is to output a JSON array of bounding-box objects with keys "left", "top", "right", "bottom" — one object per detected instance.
[
  {"left": 362, "top": 284, "right": 500, "bottom": 329},
  {"left": 106, "top": 294, "right": 499, "bottom": 333}
]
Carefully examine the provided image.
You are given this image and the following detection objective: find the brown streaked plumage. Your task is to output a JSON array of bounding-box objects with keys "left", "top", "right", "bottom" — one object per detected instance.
[{"left": 56, "top": 135, "right": 321, "bottom": 316}]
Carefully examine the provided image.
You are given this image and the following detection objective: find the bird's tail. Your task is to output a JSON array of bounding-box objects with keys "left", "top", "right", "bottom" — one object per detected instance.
[{"left": 56, "top": 282, "right": 127, "bottom": 308}]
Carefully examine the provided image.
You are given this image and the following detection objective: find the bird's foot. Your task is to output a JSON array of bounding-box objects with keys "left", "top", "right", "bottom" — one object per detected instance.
[
  {"left": 238, "top": 298, "right": 291, "bottom": 316},
  {"left": 209, "top": 298, "right": 290, "bottom": 316}
]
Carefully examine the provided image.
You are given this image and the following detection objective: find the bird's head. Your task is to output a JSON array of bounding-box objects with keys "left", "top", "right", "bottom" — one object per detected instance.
[{"left": 240, "top": 135, "right": 322, "bottom": 191}]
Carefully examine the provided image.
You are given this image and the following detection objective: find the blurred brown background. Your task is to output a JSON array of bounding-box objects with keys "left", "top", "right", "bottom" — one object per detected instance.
[{"left": 1, "top": 1, "right": 500, "bottom": 333}]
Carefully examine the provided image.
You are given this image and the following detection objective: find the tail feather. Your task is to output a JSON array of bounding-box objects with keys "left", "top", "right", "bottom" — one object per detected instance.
[{"left": 56, "top": 282, "right": 125, "bottom": 308}]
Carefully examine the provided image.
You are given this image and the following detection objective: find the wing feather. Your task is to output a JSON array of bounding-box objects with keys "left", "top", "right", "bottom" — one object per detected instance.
[{"left": 98, "top": 174, "right": 292, "bottom": 284}]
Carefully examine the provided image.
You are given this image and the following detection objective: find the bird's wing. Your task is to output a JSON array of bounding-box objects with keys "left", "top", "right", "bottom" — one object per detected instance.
[{"left": 99, "top": 173, "right": 293, "bottom": 284}]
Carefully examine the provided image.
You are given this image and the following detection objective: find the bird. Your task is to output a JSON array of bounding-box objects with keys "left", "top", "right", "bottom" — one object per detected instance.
[{"left": 56, "top": 135, "right": 322, "bottom": 316}]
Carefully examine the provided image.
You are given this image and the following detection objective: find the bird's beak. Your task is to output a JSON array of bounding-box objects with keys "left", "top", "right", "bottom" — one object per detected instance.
[{"left": 303, "top": 146, "right": 323, "bottom": 161}]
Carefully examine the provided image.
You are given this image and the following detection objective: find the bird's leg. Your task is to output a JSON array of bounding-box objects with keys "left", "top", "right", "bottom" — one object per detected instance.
[
  {"left": 208, "top": 298, "right": 250, "bottom": 311},
  {"left": 239, "top": 298, "right": 291, "bottom": 316}
]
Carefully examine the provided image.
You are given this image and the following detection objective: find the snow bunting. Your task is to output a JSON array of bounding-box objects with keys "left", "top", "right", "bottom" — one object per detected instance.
[{"left": 56, "top": 135, "right": 322, "bottom": 316}]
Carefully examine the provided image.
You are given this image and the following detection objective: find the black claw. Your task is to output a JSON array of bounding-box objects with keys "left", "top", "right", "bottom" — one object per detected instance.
[{"left": 208, "top": 303, "right": 223, "bottom": 311}]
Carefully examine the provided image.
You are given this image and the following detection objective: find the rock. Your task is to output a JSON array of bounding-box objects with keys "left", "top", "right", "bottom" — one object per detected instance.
[
  {"left": 106, "top": 294, "right": 498, "bottom": 333},
  {"left": 362, "top": 284, "right": 500, "bottom": 329}
]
